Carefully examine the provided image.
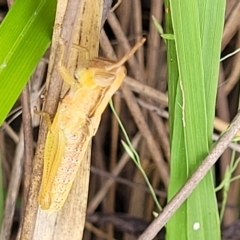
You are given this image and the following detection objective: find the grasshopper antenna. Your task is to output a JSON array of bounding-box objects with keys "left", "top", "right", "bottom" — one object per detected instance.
[{"left": 106, "top": 38, "right": 146, "bottom": 71}]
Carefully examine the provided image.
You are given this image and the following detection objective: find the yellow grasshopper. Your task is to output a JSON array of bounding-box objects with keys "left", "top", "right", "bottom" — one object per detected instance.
[{"left": 37, "top": 38, "right": 146, "bottom": 212}]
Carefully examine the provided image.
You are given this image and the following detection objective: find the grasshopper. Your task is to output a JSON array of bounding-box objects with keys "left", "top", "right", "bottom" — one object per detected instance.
[{"left": 37, "top": 38, "right": 146, "bottom": 212}]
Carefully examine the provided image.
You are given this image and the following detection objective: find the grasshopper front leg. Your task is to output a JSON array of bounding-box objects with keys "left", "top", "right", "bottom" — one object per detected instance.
[{"left": 57, "top": 39, "right": 78, "bottom": 86}]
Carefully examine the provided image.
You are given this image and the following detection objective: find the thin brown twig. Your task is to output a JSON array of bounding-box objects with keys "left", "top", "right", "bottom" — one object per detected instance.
[
  {"left": 149, "top": 111, "right": 170, "bottom": 163},
  {"left": 107, "top": 11, "right": 146, "bottom": 82},
  {"left": 0, "top": 132, "right": 9, "bottom": 186},
  {"left": 216, "top": 65, "right": 231, "bottom": 178},
  {"left": 224, "top": 30, "right": 240, "bottom": 94},
  {"left": 216, "top": 65, "right": 233, "bottom": 225},
  {"left": 114, "top": 0, "right": 131, "bottom": 40},
  {"left": 222, "top": 2, "right": 240, "bottom": 50},
  {"left": 225, "top": 0, "right": 240, "bottom": 19},
  {"left": 1, "top": 122, "right": 19, "bottom": 143},
  {"left": 6, "top": 0, "right": 14, "bottom": 8},
  {"left": 0, "top": 129, "right": 24, "bottom": 240},
  {"left": 132, "top": 0, "right": 144, "bottom": 68},
  {"left": 121, "top": 84, "right": 169, "bottom": 187},
  {"left": 88, "top": 133, "right": 141, "bottom": 212},
  {"left": 90, "top": 166, "right": 166, "bottom": 198},
  {"left": 146, "top": 0, "right": 163, "bottom": 87},
  {"left": 85, "top": 221, "right": 117, "bottom": 240},
  {"left": 21, "top": 83, "right": 34, "bottom": 209},
  {"left": 107, "top": 95, "right": 120, "bottom": 237},
  {"left": 124, "top": 76, "right": 168, "bottom": 106},
  {"left": 124, "top": 76, "right": 240, "bottom": 138},
  {"left": 101, "top": 0, "right": 113, "bottom": 27},
  {"left": 139, "top": 110, "right": 240, "bottom": 240}
]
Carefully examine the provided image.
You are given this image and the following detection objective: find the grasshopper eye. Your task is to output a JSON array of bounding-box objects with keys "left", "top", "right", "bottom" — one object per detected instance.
[{"left": 74, "top": 67, "right": 87, "bottom": 80}]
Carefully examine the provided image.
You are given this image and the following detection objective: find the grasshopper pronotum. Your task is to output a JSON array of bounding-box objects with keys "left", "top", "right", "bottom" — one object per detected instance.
[{"left": 37, "top": 38, "right": 146, "bottom": 212}]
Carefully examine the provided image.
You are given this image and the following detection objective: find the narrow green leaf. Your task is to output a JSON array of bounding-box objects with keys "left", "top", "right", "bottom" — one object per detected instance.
[
  {"left": 152, "top": 15, "right": 164, "bottom": 35},
  {"left": 121, "top": 140, "right": 135, "bottom": 161},
  {"left": 152, "top": 15, "right": 174, "bottom": 41},
  {"left": 161, "top": 34, "right": 174, "bottom": 40},
  {"left": 0, "top": 0, "right": 57, "bottom": 125},
  {"left": 165, "top": 0, "right": 225, "bottom": 239}
]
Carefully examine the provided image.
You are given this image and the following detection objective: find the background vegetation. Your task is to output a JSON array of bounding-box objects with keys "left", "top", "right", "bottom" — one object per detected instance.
[{"left": 0, "top": 0, "right": 240, "bottom": 239}]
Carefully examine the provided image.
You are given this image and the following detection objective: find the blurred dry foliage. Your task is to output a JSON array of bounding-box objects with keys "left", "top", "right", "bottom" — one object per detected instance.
[{"left": 0, "top": 0, "right": 240, "bottom": 239}]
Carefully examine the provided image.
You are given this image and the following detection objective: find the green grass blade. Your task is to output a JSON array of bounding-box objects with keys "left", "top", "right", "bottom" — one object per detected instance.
[
  {"left": 0, "top": 0, "right": 57, "bottom": 125},
  {"left": 201, "top": 1, "right": 226, "bottom": 136},
  {"left": 165, "top": 0, "right": 226, "bottom": 239}
]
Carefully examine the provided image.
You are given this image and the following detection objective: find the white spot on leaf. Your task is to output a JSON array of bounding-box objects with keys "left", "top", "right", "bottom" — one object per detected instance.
[{"left": 193, "top": 222, "right": 200, "bottom": 230}]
